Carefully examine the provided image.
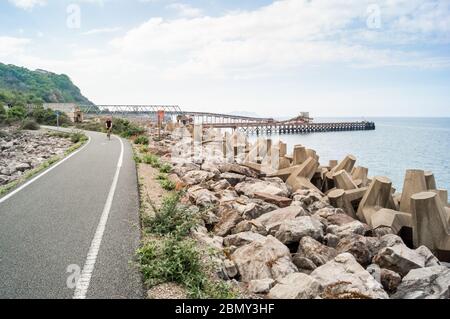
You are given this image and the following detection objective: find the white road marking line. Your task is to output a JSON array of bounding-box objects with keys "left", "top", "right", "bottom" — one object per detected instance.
[
  {"left": 73, "top": 136, "right": 124, "bottom": 299},
  {"left": 0, "top": 136, "right": 91, "bottom": 205}
]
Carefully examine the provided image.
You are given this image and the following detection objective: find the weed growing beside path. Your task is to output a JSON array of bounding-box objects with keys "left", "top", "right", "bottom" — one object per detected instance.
[{"left": 133, "top": 143, "right": 237, "bottom": 299}]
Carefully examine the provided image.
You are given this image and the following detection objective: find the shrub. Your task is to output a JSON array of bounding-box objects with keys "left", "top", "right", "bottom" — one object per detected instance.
[
  {"left": 144, "top": 193, "right": 197, "bottom": 238},
  {"left": 159, "top": 163, "right": 172, "bottom": 174},
  {"left": 139, "top": 145, "right": 149, "bottom": 153},
  {"left": 112, "top": 118, "right": 145, "bottom": 138},
  {"left": 135, "top": 135, "right": 149, "bottom": 145},
  {"left": 160, "top": 179, "right": 176, "bottom": 191},
  {"left": 75, "top": 121, "right": 103, "bottom": 132},
  {"left": 29, "top": 106, "right": 72, "bottom": 126},
  {"left": 21, "top": 119, "right": 40, "bottom": 130},
  {"left": 137, "top": 236, "right": 204, "bottom": 288},
  {"left": 70, "top": 132, "right": 87, "bottom": 144},
  {"left": 0, "top": 106, "right": 6, "bottom": 123},
  {"left": 137, "top": 236, "right": 236, "bottom": 299},
  {"left": 6, "top": 106, "right": 27, "bottom": 121},
  {"left": 133, "top": 155, "right": 142, "bottom": 163},
  {"left": 142, "top": 154, "right": 160, "bottom": 168},
  {"left": 156, "top": 173, "right": 168, "bottom": 181}
]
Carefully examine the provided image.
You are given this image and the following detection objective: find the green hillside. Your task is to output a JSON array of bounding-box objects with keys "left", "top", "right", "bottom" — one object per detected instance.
[{"left": 0, "top": 63, "right": 93, "bottom": 107}]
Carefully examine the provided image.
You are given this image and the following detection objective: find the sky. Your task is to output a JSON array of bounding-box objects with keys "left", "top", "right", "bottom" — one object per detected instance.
[{"left": 0, "top": 0, "right": 449, "bottom": 117}]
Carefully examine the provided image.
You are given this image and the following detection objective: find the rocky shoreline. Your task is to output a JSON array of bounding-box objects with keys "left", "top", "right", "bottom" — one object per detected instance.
[
  {"left": 0, "top": 128, "right": 73, "bottom": 187},
  {"left": 143, "top": 126, "right": 450, "bottom": 300}
]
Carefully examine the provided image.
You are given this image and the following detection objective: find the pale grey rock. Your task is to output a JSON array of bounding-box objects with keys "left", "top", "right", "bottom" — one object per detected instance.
[
  {"left": 248, "top": 279, "right": 275, "bottom": 294},
  {"left": 255, "top": 206, "right": 306, "bottom": 232},
  {"left": 311, "top": 253, "right": 389, "bottom": 299},
  {"left": 182, "top": 170, "right": 215, "bottom": 185},
  {"left": 220, "top": 172, "right": 246, "bottom": 186},
  {"left": 235, "top": 177, "right": 290, "bottom": 198},
  {"left": 274, "top": 217, "right": 324, "bottom": 244},
  {"left": 392, "top": 266, "right": 450, "bottom": 299},
  {"left": 231, "top": 235, "right": 297, "bottom": 282},
  {"left": 223, "top": 231, "right": 266, "bottom": 247},
  {"left": 268, "top": 273, "right": 322, "bottom": 299}
]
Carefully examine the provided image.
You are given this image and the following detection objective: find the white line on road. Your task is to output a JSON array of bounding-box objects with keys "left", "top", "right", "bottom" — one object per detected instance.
[
  {"left": 0, "top": 136, "right": 91, "bottom": 205},
  {"left": 73, "top": 136, "right": 124, "bottom": 299}
]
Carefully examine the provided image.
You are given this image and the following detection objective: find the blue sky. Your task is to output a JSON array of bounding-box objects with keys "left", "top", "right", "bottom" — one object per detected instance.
[{"left": 0, "top": 0, "right": 449, "bottom": 117}]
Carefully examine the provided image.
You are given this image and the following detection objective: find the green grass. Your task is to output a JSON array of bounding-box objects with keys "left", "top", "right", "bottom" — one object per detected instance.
[
  {"left": 159, "top": 163, "right": 172, "bottom": 174},
  {"left": 138, "top": 234, "right": 237, "bottom": 299},
  {"left": 134, "top": 135, "right": 149, "bottom": 145},
  {"left": 143, "top": 193, "right": 197, "bottom": 239},
  {"left": 142, "top": 154, "right": 160, "bottom": 168}
]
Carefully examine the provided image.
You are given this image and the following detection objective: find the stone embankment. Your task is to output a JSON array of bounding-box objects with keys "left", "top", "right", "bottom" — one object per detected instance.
[
  {"left": 146, "top": 127, "right": 450, "bottom": 299},
  {"left": 0, "top": 128, "right": 73, "bottom": 187}
]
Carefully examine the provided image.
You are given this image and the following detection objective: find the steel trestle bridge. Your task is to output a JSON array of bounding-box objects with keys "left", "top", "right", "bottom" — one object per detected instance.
[{"left": 79, "top": 104, "right": 375, "bottom": 134}]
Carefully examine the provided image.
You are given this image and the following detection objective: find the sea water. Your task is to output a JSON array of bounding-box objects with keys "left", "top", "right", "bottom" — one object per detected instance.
[{"left": 249, "top": 117, "right": 450, "bottom": 201}]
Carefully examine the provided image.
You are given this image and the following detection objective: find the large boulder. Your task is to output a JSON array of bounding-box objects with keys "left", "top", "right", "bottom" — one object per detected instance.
[
  {"left": 373, "top": 243, "right": 440, "bottom": 277},
  {"left": 274, "top": 216, "right": 324, "bottom": 245},
  {"left": 231, "top": 220, "right": 268, "bottom": 236},
  {"left": 210, "top": 179, "right": 231, "bottom": 192},
  {"left": 366, "top": 264, "right": 402, "bottom": 294},
  {"left": 182, "top": 170, "right": 215, "bottom": 185},
  {"left": 295, "top": 237, "right": 337, "bottom": 268},
  {"left": 187, "top": 186, "right": 219, "bottom": 207},
  {"left": 231, "top": 197, "right": 278, "bottom": 220},
  {"left": 217, "top": 189, "right": 239, "bottom": 204},
  {"left": 392, "top": 266, "right": 450, "bottom": 299},
  {"left": 248, "top": 279, "right": 276, "bottom": 294},
  {"left": 235, "top": 178, "right": 290, "bottom": 198},
  {"left": 213, "top": 209, "right": 243, "bottom": 237},
  {"left": 292, "top": 189, "right": 324, "bottom": 206},
  {"left": 172, "top": 163, "right": 200, "bottom": 176},
  {"left": 191, "top": 226, "right": 223, "bottom": 251},
  {"left": 220, "top": 172, "right": 246, "bottom": 186},
  {"left": 224, "top": 231, "right": 266, "bottom": 247},
  {"left": 201, "top": 162, "right": 221, "bottom": 177},
  {"left": 255, "top": 206, "right": 307, "bottom": 232},
  {"left": 254, "top": 192, "right": 292, "bottom": 208},
  {"left": 326, "top": 221, "right": 370, "bottom": 239},
  {"left": 218, "top": 163, "right": 259, "bottom": 178},
  {"left": 267, "top": 273, "right": 322, "bottom": 299},
  {"left": 231, "top": 235, "right": 297, "bottom": 282},
  {"left": 311, "top": 253, "right": 389, "bottom": 299},
  {"left": 336, "top": 235, "right": 380, "bottom": 267}
]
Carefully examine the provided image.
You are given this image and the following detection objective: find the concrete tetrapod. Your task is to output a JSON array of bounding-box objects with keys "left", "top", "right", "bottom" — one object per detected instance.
[
  {"left": 328, "top": 187, "right": 368, "bottom": 219},
  {"left": 293, "top": 145, "right": 308, "bottom": 165},
  {"left": 285, "top": 157, "right": 321, "bottom": 194},
  {"left": 356, "top": 176, "right": 411, "bottom": 233},
  {"left": 326, "top": 155, "right": 356, "bottom": 180},
  {"left": 424, "top": 171, "right": 437, "bottom": 190},
  {"left": 351, "top": 166, "right": 369, "bottom": 187},
  {"left": 411, "top": 192, "right": 450, "bottom": 256},
  {"left": 399, "top": 170, "right": 427, "bottom": 214},
  {"left": 333, "top": 170, "right": 358, "bottom": 191}
]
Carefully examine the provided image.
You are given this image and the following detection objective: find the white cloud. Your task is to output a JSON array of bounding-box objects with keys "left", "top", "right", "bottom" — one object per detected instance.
[
  {"left": 110, "top": 0, "right": 450, "bottom": 79},
  {"left": 8, "top": 0, "right": 46, "bottom": 10},
  {"left": 82, "top": 27, "right": 122, "bottom": 36},
  {"left": 0, "top": 36, "right": 30, "bottom": 58},
  {"left": 167, "top": 3, "right": 203, "bottom": 18}
]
